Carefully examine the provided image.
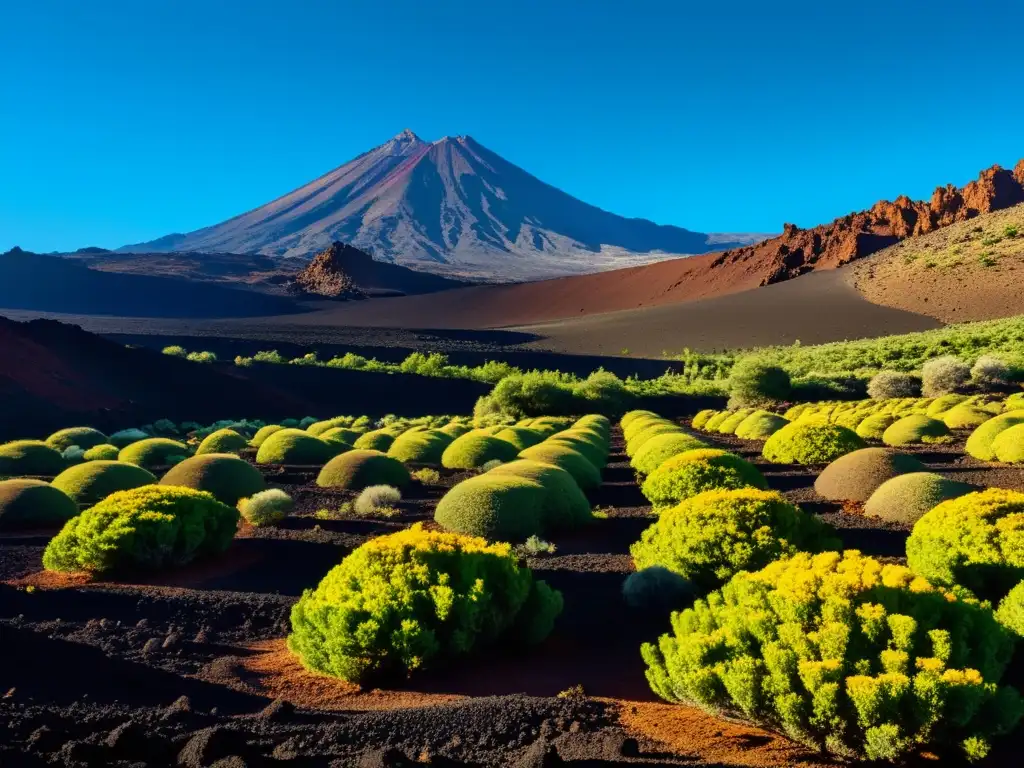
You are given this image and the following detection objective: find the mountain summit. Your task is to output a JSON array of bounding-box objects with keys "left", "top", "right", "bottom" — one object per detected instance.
[{"left": 123, "top": 131, "right": 765, "bottom": 280}]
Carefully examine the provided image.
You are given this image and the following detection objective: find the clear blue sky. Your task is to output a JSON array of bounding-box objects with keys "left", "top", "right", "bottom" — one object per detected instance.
[{"left": 3, "top": 0, "right": 1023, "bottom": 252}]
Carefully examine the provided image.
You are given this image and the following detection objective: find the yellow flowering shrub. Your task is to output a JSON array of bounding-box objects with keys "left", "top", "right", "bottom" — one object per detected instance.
[
  {"left": 762, "top": 422, "right": 865, "bottom": 465},
  {"left": 288, "top": 524, "right": 563, "bottom": 683},
  {"left": 641, "top": 449, "right": 766, "bottom": 509},
  {"left": 642, "top": 550, "right": 1020, "bottom": 762}
]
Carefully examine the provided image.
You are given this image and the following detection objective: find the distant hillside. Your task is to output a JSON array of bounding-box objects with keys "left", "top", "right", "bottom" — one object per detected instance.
[{"left": 121, "top": 129, "right": 768, "bottom": 281}]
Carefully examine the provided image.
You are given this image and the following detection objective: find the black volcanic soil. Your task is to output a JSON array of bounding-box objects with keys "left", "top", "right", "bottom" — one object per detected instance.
[{"left": 4, "top": 426, "right": 1024, "bottom": 766}]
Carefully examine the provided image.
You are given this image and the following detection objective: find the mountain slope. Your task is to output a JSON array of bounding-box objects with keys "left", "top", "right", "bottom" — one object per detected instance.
[{"left": 122, "top": 130, "right": 766, "bottom": 281}]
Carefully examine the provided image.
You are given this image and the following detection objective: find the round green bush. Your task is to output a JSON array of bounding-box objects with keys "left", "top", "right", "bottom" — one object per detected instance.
[
  {"left": 160, "top": 453, "right": 266, "bottom": 506},
  {"left": 623, "top": 416, "right": 671, "bottom": 443},
  {"left": 631, "top": 432, "right": 707, "bottom": 476},
  {"left": 727, "top": 358, "right": 791, "bottom": 407},
  {"left": 991, "top": 424, "right": 1024, "bottom": 463},
  {"left": 574, "top": 414, "right": 610, "bottom": 434},
  {"left": 43, "top": 485, "right": 239, "bottom": 574},
  {"left": 316, "top": 449, "right": 411, "bottom": 490},
  {"left": 881, "top": 414, "right": 950, "bottom": 446},
  {"left": 716, "top": 408, "right": 755, "bottom": 435},
  {"left": 435, "top": 474, "right": 548, "bottom": 540},
  {"left": 622, "top": 410, "right": 658, "bottom": 430},
  {"left": 734, "top": 411, "right": 788, "bottom": 440},
  {"left": 319, "top": 427, "right": 362, "bottom": 447},
  {"left": 238, "top": 488, "right": 293, "bottom": 527},
  {"left": 762, "top": 422, "right": 865, "bottom": 465},
  {"left": 51, "top": 460, "right": 157, "bottom": 508},
  {"left": 82, "top": 444, "right": 120, "bottom": 461},
  {"left": 306, "top": 417, "right": 354, "bottom": 436},
  {"left": 107, "top": 428, "right": 151, "bottom": 448},
  {"left": 250, "top": 424, "right": 285, "bottom": 448},
  {"left": 353, "top": 429, "right": 396, "bottom": 451},
  {"left": 255, "top": 429, "right": 337, "bottom": 465},
  {"left": 388, "top": 430, "right": 453, "bottom": 464},
  {"left": 118, "top": 438, "right": 190, "bottom": 469},
  {"left": 701, "top": 411, "right": 733, "bottom": 433},
  {"left": 45, "top": 427, "right": 108, "bottom": 452},
  {"left": 546, "top": 432, "right": 608, "bottom": 469},
  {"left": 288, "top": 524, "right": 562, "bottom": 683},
  {"left": 641, "top": 449, "right": 766, "bottom": 508},
  {"left": 926, "top": 393, "right": 970, "bottom": 417},
  {"left": 854, "top": 412, "right": 897, "bottom": 441},
  {"left": 907, "top": 488, "right": 1024, "bottom": 599},
  {"left": 942, "top": 405, "right": 994, "bottom": 430},
  {"left": 196, "top": 428, "right": 249, "bottom": 455},
  {"left": 518, "top": 443, "right": 601, "bottom": 490},
  {"left": 814, "top": 448, "right": 927, "bottom": 502},
  {"left": 864, "top": 472, "right": 975, "bottom": 525},
  {"left": 493, "top": 427, "right": 545, "bottom": 451},
  {"left": 438, "top": 422, "right": 472, "bottom": 438},
  {"left": 489, "top": 459, "right": 592, "bottom": 529},
  {"left": 965, "top": 410, "right": 1024, "bottom": 461},
  {"left": 690, "top": 409, "right": 717, "bottom": 430},
  {"left": 0, "top": 440, "right": 66, "bottom": 476},
  {"left": 642, "top": 550, "right": 1021, "bottom": 763},
  {"left": 0, "top": 479, "right": 79, "bottom": 529},
  {"left": 631, "top": 488, "right": 839, "bottom": 590},
  {"left": 622, "top": 566, "right": 696, "bottom": 614},
  {"left": 625, "top": 422, "right": 681, "bottom": 456},
  {"left": 441, "top": 433, "right": 519, "bottom": 470}
]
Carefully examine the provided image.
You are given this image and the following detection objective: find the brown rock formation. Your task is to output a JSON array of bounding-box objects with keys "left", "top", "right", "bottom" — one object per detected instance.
[{"left": 289, "top": 243, "right": 366, "bottom": 299}]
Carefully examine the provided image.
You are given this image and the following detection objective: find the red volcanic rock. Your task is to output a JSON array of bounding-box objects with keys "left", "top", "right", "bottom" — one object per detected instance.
[
  {"left": 707, "top": 160, "right": 1024, "bottom": 288},
  {"left": 289, "top": 242, "right": 366, "bottom": 300}
]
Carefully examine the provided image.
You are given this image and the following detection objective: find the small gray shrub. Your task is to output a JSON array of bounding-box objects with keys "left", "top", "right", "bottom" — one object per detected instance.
[
  {"left": 354, "top": 485, "right": 402, "bottom": 516},
  {"left": 922, "top": 356, "right": 971, "bottom": 397},
  {"left": 867, "top": 371, "right": 921, "bottom": 400}
]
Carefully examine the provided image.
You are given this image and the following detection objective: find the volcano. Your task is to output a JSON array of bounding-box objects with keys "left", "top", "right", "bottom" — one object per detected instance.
[{"left": 122, "top": 130, "right": 766, "bottom": 281}]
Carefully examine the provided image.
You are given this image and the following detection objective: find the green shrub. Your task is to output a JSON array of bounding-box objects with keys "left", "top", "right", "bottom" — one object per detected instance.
[
  {"left": 991, "top": 423, "right": 1024, "bottom": 462},
  {"left": 622, "top": 409, "right": 659, "bottom": 430},
  {"left": 162, "top": 345, "right": 186, "bottom": 357},
  {"left": 734, "top": 411, "right": 788, "bottom": 440},
  {"left": 814, "top": 448, "right": 926, "bottom": 503},
  {"left": 288, "top": 524, "right": 562, "bottom": 683},
  {"left": 866, "top": 371, "right": 921, "bottom": 400},
  {"left": 881, "top": 414, "right": 951, "bottom": 446},
  {"left": 0, "top": 479, "right": 79, "bottom": 529},
  {"left": 762, "top": 422, "right": 865, "bottom": 465},
  {"left": 942, "top": 405, "right": 993, "bottom": 430},
  {"left": 434, "top": 474, "right": 547, "bottom": 541},
  {"left": 185, "top": 350, "right": 217, "bottom": 364},
  {"left": 306, "top": 417, "right": 353, "bottom": 436},
  {"left": 316, "top": 449, "right": 411, "bottom": 490},
  {"left": 250, "top": 424, "right": 285, "bottom": 447},
  {"left": 82, "top": 444, "right": 119, "bottom": 461},
  {"left": 441, "top": 433, "right": 519, "bottom": 469},
  {"left": 160, "top": 453, "right": 266, "bottom": 506},
  {"left": 51, "top": 460, "right": 157, "bottom": 508},
  {"left": 642, "top": 550, "right": 1021, "bottom": 762},
  {"left": 622, "top": 566, "right": 696, "bottom": 614},
  {"left": 196, "top": 428, "right": 249, "bottom": 455},
  {"left": 45, "top": 427, "right": 108, "bottom": 452},
  {"left": 691, "top": 409, "right": 717, "bottom": 430},
  {"left": 439, "top": 422, "right": 472, "bottom": 438},
  {"left": 702, "top": 411, "right": 732, "bottom": 432},
  {"left": 995, "top": 580, "right": 1024, "bottom": 638},
  {"left": 354, "top": 484, "right": 402, "bottom": 516},
  {"left": 715, "top": 408, "right": 755, "bottom": 435},
  {"left": 489, "top": 459, "right": 593, "bottom": 529},
  {"left": 625, "top": 422, "right": 681, "bottom": 456},
  {"left": 411, "top": 467, "right": 442, "bottom": 485},
  {"left": 922, "top": 356, "right": 971, "bottom": 397},
  {"left": 493, "top": 426, "right": 545, "bottom": 451},
  {"left": 388, "top": 430, "right": 453, "bottom": 464},
  {"left": 546, "top": 432, "right": 608, "bottom": 469},
  {"left": 43, "top": 485, "right": 238, "bottom": 574},
  {"left": 864, "top": 472, "right": 975, "bottom": 525},
  {"left": 256, "top": 429, "right": 337, "bottom": 465},
  {"left": 519, "top": 443, "right": 601, "bottom": 490},
  {"left": 108, "top": 428, "right": 150, "bottom": 448},
  {"left": 319, "top": 427, "right": 363, "bottom": 447},
  {"left": 907, "top": 488, "right": 1024, "bottom": 599},
  {"left": 0, "top": 440, "right": 66, "bottom": 476},
  {"left": 631, "top": 433, "right": 706, "bottom": 476},
  {"left": 965, "top": 410, "right": 1024, "bottom": 460},
  {"left": 971, "top": 355, "right": 1014, "bottom": 389},
  {"left": 641, "top": 449, "right": 765, "bottom": 508},
  {"left": 118, "top": 438, "right": 190, "bottom": 469},
  {"left": 926, "top": 394, "right": 969, "bottom": 417},
  {"left": 727, "top": 358, "right": 791, "bottom": 408},
  {"left": 353, "top": 429, "right": 397, "bottom": 451},
  {"left": 238, "top": 488, "right": 293, "bottom": 527}
]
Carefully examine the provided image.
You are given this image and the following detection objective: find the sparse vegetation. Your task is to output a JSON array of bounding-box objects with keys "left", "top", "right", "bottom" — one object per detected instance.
[{"left": 238, "top": 488, "right": 293, "bottom": 527}]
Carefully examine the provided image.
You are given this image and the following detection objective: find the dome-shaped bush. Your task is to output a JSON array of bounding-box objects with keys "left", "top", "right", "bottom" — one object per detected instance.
[
  {"left": 438, "top": 422, "right": 472, "bottom": 438},
  {"left": 942, "top": 405, "right": 993, "bottom": 430},
  {"left": 434, "top": 475, "right": 547, "bottom": 540},
  {"left": 991, "top": 424, "right": 1024, "bottom": 463},
  {"left": 623, "top": 415, "right": 667, "bottom": 441},
  {"left": 0, "top": 440, "right": 66, "bottom": 476},
  {"left": 316, "top": 449, "right": 411, "bottom": 490},
  {"left": 160, "top": 454, "right": 266, "bottom": 506},
  {"left": 51, "top": 460, "right": 157, "bottom": 508},
  {"left": 196, "top": 428, "right": 249, "bottom": 455},
  {"left": 864, "top": 472, "right": 975, "bottom": 525},
  {"left": 250, "top": 424, "right": 285, "bottom": 448},
  {"left": 690, "top": 410, "right": 717, "bottom": 430},
  {"left": 622, "top": 410, "right": 658, "bottom": 430},
  {"left": 854, "top": 412, "right": 897, "bottom": 440},
  {"left": 701, "top": 411, "right": 733, "bottom": 433},
  {"left": 715, "top": 408, "right": 755, "bottom": 435},
  {"left": 319, "top": 427, "right": 362, "bottom": 447},
  {"left": 631, "top": 432, "right": 707, "bottom": 476},
  {"left": 388, "top": 430, "right": 453, "bottom": 464},
  {"left": 519, "top": 443, "right": 600, "bottom": 490},
  {"left": 43, "top": 485, "right": 239, "bottom": 574},
  {"left": 733, "top": 411, "right": 788, "bottom": 440},
  {"left": 306, "top": 417, "right": 354, "bottom": 436},
  {"left": 45, "top": 427, "right": 108, "bottom": 452},
  {"left": 238, "top": 488, "right": 293, "bottom": 527},
  {"left": 574, "top": 414, "right": 610, "bottom": 433},
  {"left": 907, "top": 488, "right": 1024, "bottom": 599},
  {"left": 965, "top": 410, "right": 1024, "bottom": 461},
  {"left": 107, "top": 428, "right": 151, "bottom": 448},
  {"left": 0, "top": 479, "right": 79, "bottom": 529},
  {"left": 762, "top": 422, "right": 865, "bottom": 465},
  {"left": 288, "top": 524, "right": 562, "bottom": 683},
  {"left": 622, "top": 566, "right": 696, "bottom": 614},
  {"left": 493, "top": 426, "right": 545, "bottom": 451},
  {"left": 118, "top": 438, "right": 190, "bottom": 469},
  {"left": 641, "top": 449, "right": 766, "bottom": 508},
  {"left": 256, "top": 429, "right": 337, "bottom": 465},
  {"left": 441, "top": 433, "right": 519, "bottom": 469},
  {"left": 82, "top": 444, "right": 119, "bottom": 461},
  {"left": 489, "top": 459, "right": 592, "bottom": 529},
  {"left": 814, "top": 448, "right": 927, "bottom": 502},
  {"left": 642, "top": 549, "right": 1021, "bottom": 763},
  {"left": 353, "top": 429, "right": 396, "bottom": 451},
  {"left": 546, "top": 433, "right": 608, "bottom": 469},
  {"left": 632, "top": 489, "right": 838, "bottom": 591},
  {"left": 926, "top": 393, "right": 970, "bottom": 417},
  {"left": 625, "top": 422, "right": 681, "bottom": 456},
  {"left": 881, "top": 414, "right": 950, "bottom": 446}
]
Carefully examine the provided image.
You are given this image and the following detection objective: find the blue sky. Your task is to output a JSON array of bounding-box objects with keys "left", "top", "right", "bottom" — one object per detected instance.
[{"left": 3, "top": 0, "right": 1023, "bottom": 252}]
